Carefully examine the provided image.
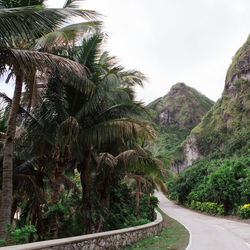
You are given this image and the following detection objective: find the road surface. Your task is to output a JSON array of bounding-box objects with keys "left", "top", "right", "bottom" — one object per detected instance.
[{"left": 156, "top": 192, "right": 250, "bottom": 250}]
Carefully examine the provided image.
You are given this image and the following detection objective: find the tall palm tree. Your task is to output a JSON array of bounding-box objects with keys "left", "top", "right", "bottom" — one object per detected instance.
[
  {"left": 63, "top": 32, "right": 155, "bottom": 233},
  {"left": 0, "top": 0, "right": 98, "bottom": 238}
]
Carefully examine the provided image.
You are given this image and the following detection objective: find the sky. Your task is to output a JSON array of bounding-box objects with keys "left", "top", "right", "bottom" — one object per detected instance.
[{"left": 1, "top": 0, "right": 250, "bottom": 104}]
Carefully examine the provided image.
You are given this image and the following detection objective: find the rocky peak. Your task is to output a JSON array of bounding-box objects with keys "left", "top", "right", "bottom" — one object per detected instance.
[{"left": 148, "top": 82, "right": 214, "bottom": 130}]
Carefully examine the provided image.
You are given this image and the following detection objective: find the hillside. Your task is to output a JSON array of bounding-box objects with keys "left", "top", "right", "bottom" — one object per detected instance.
[
  {"left": 148, "top": 82, "right": 214, "bottom": 130},
  {"left": 172, "top": 35, "right": 250, "bottom": 172},
  {"left": 147, "top": 83, "right": 214, "bottom": 157}
]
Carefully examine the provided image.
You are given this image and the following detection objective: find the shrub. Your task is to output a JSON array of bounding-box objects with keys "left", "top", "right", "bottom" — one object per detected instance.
[
  {"left": 207, "top": 160, "right": 248, "bottom": 212},
  {"left": 238, "top": 204, "right": 250, "bottom": 219},
  {"left": 0, "top": 225, "right": 37, "bottom": 246},
  {"left": 188, "top": 200, "right": 225, "bottom": 215}
]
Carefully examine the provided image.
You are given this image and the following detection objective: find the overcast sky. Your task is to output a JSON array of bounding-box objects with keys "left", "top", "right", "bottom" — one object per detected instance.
[{"left": 1, "top": 0, "right": 250, "bottom": 104}]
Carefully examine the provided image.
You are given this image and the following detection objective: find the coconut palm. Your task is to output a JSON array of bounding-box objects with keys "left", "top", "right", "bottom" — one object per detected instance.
[
  {"left": 63, "top": 33, "right": 155, "bottom": 233},
  {"left": 0, "top": 0, "right": 99, "bottom": 238},
  {"left": 0, "top": 26, "right": 155, "bottom": 238}
]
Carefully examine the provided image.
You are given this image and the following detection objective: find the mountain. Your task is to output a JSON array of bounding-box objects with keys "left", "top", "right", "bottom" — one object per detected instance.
[
  {"left": 147, "top": 83, "right": 214, "bottom": 158},
  {"left": 173, "top": 35, "right": 250, "bottom": 172},
  {"left": 148, "top": 82, "right": 214, "bottom": 130}
]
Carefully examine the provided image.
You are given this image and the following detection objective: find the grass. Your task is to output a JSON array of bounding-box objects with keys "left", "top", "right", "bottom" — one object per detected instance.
[{"left": 124, "top": 207, "right": 189, "bottom": 250}]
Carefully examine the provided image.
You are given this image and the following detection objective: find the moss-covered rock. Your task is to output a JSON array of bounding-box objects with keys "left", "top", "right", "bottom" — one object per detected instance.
[
  {"left": 173, "top": 35, "right": 250, "bottom": 172},
  {"left": 148, "top": 82, "right": 214, "bottom": 130}
]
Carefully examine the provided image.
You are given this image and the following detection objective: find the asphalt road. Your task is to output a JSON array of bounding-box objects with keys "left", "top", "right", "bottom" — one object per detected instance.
[{"left": 156, "top": 192, "right": 250, "bottom": 250}]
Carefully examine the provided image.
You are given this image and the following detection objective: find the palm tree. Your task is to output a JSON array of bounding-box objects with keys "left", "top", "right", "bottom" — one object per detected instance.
[
  {"left": 1, "top": 27, "right": 155, "bottom": 238},
  {"left": 63, "top": 33, "right": 155, "bottom": 233},
  {"left": 0, "top": 0, "right": 98, "bottom": 238}
]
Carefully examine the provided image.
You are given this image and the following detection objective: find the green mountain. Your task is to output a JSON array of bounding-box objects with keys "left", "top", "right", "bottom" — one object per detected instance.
[
  {"left": 147, "top": 83, "right": 214, "bottom": 158},
  {"left": 173, "top": 35, "right": 250, "bottom": 172},
  {"left": 148, "top": 83, "right": 214, "bottom": 130}
]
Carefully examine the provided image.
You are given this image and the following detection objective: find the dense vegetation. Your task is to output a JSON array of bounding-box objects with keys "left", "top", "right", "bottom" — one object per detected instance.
[
  {"left": 150, "top": 125, "right": 189, "bottom": 159},
  {"left": 167, "top": 157, "right": 250, "bottom": 214},
  {"left": 0, "top": 0, "right": 168, "bottom": 245},
  {"left": 167, "top": 36, "right": 250, "bottom": 218}
]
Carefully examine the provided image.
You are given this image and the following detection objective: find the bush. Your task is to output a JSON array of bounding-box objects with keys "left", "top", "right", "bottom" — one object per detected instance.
[
  {"left": 168, "top": 158, "right": 249, "bottom": 214},
  {"left": 0, "top": 225, "right": 37, "bottom": 246},
  {"left": 188, "top": 201, "right": 225, "bottom": 215},
  {"left": 238, "top": 204, "right": 250, "bottom": 219},
  {"left": 206, "top": 160, "right": 248, "bottom": 212}
]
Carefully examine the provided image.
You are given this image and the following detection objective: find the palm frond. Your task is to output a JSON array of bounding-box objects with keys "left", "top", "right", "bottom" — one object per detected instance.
[
  {"left": 116, "top": 150, "right": 138, "bottom": 167},
  {"left": 56, "top": 116, "right": 79, "bottom": 151},
  {"left": 0, "top": 92, "right": 35, "bottom": 119},
  {"left": 35, "top": 21, "right": 101, "bottom": 51},
  {"left": 1, "top": 48, "right": 85, "bottom": 74},
  {"left": 78, "top": 32, "right": 104, "bottom": 68},
  {"left": 22, "top": 68, "right": 41, "bottom": 111},
  {"left": 98, "top": 51, "right": 117, "bottom": 69},
  {"left": 0, "top": 0, "right": 44, "bottom": 8},
  {"left": 119, "top": 70, "right": 147, "bottom": 87},
  {"left": 151, "top": 175, "right": 168, "bottom": 194},
  {"left": 0, "top": 48, "right": 96, "bottom": 94},
  {"left": 125, "top": 173, "right": 147, "bottom": 185},
  {"left": 63, "top": 0, "right": 81, "bottom": 8},
  {"left": 97, "top": 152, "right": 117, "bottom": 170},
  {"left": 14, "top": 173, "right": 46, "bottom": 203},
  {"left": 0, "top": 6, "right": 99, "bottom": 46},
  {"left": 80, "top": 118, "right": 155, "bottom": 147}
]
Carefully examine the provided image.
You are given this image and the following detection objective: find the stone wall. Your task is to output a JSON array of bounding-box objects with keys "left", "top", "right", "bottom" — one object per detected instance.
[{"left": 2, "top": 211, "right": 163, "bottom": 250}]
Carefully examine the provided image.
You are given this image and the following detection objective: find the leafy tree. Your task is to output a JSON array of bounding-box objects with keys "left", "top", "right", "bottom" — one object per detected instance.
[{"left": 0, "top": 0, "right": 98, "bottom": 238}]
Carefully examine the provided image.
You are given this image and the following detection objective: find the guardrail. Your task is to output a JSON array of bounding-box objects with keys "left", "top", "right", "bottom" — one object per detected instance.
[{"left": 2, "top": 211, "right": 163, "bottom": 250}]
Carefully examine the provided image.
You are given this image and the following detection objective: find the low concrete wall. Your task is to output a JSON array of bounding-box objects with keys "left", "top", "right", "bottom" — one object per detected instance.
[{"left": 2, "top": 211, "right": 163, "bottom": 250}]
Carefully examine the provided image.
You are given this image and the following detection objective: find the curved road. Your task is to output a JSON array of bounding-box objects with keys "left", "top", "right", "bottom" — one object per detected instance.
[{"left": 156, "top": 192, "right": 250, "bottom": 250}]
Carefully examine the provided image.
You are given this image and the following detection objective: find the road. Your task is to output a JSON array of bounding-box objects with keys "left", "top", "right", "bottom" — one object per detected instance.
[{"left": 156, "top": 192, "right": 250, "bottom": 250}]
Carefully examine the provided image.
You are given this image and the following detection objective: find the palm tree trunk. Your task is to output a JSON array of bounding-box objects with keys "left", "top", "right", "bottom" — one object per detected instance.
[
  {"left": 50, "top": 159, "right": 63, "bottom": 239},
  {"left": 0, "top": 72, "right": 23, "bottom": 239},
  {"left": 80, "top": 149, "right": 92, "bottom": 234},
  {"left": 136, "top": 180, "right": 140, "bottom": 216}
]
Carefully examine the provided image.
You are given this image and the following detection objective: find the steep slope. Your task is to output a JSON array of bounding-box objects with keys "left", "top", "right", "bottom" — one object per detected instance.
[
  {"left": 147, "top": 83, "right": 214, "bottom": 158},
  {"left": 173, "top": 35, "right": 250, "bottom": 172},
  {"left": 148, "top": 83, "right": 214, "bottom": 130}
]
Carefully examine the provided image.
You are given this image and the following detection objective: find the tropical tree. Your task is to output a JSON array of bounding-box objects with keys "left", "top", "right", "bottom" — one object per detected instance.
[
  {"left": 19, "top": 31, "right": 155, "bottom": 235},
  {"left": 0, "top": 0, "right": 98, "bottom": 238}
]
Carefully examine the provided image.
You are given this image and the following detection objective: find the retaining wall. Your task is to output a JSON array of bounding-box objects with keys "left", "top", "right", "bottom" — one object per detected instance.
[{"left": 2, "top": 211, "right": 163, "bottom": 250}]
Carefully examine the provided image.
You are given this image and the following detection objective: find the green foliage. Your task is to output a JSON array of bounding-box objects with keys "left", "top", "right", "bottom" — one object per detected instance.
[
  {"left": 104, "top": 184, "right": 158, "bottom": 230},
  {"left": 188, "top": 201, "right": 225, "bottom": 215},
  {"left": 151, "top": 125, "right": 189, "bottom": 158},
  {"left": 147, "top": 83, "right": 214, "bottom": 131},
  {"left": 238, "top": 204, "right": 250, "bottom": 219},
  {"left": 43, "top": 203, "right": 67, "bottom": 219},
  {"left": 166, "top": 37, "right": 250, "bottom": 221},
  {"left": 192, "top": 77, "right": 250, "bottom": 158},
  {"left": 0, "top": 224, "right": 37, "bottom": 246},
  {"left": 167, "top": 158, "right": 250, "bottom": 214},
  {"left": 205, "top": 160, "right": 247, "bottom": 211},
  {"left": 0, "top": 106, "right": 7, "bottom": 133}
]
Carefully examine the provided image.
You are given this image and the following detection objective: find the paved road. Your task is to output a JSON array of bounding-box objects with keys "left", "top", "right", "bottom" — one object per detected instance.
[{"left": 156, "top": 192, "right": 250, "bottom": 250}]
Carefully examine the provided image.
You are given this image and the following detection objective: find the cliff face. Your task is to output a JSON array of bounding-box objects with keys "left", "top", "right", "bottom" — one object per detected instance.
[
  {"left": 148, "top": 83, "right": 214, "bottom": 130},
  {"left": 147, "top": 83, "right": 214, "bottom": 160},
  {"left": 173, "top": 35, "right": 250, "bottom": 172}
]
